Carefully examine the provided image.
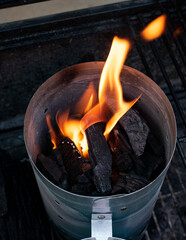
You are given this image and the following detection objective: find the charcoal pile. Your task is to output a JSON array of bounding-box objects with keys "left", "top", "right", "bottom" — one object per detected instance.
[{"left": 36, "top": 108, "right": 166, "bottom": 196}]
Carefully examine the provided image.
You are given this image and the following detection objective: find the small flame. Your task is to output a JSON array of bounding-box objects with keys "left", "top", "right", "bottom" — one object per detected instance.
[
  {"left": 46, "top": 114, "right": 57, "bottom": 149},
  {"left": 141, "top": 14, "right": 167, "bottom": 41},
  {"left": 56, "top": 83, "right": 97, "bottom": 158},
  {"left": 56, "top": 110, "right": 88, "bottom": 156},
  {"left": 74, "top": 82, "right": 97, "bottom": 115}
]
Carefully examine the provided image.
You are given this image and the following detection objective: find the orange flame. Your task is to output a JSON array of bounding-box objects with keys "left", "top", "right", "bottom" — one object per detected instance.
[
  {"left": 80, "top": 101, "right": 109, "bottom": 131},
  {"left": 46, "top": 114, "right": 57, "bottom": 149},
  {"left": 49, "top": 37, "right": 143, "bottom": 157},
  {"left": 56, "top": 110, "right": 88, "bottom": 157},
  {"left": 99, "top": 37, "right": 141, "bottom": 137},
  {"left": 56, "top": 83, "right": 97, "bottom": 158},
  {"left": 74, "top": 82, "right": 97, "bottom": 115},
  {"left": 81, "top": 37, "right": 141, "bottom": 138},
  {"left": 141, "top": 14, "right": 167, "bottom": 41}
]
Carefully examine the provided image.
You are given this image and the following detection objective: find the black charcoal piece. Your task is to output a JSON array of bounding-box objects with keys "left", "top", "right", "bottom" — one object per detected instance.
[
  {"left": 71, "top": 174, "right": 94, "bottom": 195},
  {"left": 52, "top": 149, "right": 69, "bottom": 190},
  {"left": 119, "top": 108, "right": 149, "bottom": 157},
  {"left": 58, "top": 138, "right": 83, "bottom": 185},
  {"left": 37, "top": 149, "right": 69, "bottom": 190},
  {"left": 85, "top": 123, "right": 112, "bottom": 194},
  {"left": 112, "top": 149, "right": 134, "bottom": 173},
  {"left": 112, "top": 172, "right": 150, "bottom": 194},
  {"left": 36, "top": 153, "right": 64, "bottom": 185},
  {"left": 133, "top": 154, "right": 146, "bottom": 177},
  {"left": 146, "top": 132, "right": 164, "bottom": 156},
  {"left": 140, "top": 152, "right": 166, "bottom": 180}
]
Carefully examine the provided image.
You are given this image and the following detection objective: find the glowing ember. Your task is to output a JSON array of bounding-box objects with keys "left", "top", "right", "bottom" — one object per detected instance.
[
  {"left": 173, "top": 27, "right": 182, "bottom": 38},
  {"left": 141, "top": 14, "right": 167, "bottom": 41}
]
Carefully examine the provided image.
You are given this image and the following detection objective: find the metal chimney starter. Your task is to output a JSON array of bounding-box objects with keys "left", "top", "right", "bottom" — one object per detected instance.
[{"left": 24, "top": 62, "right": 177, "bottom": 240}]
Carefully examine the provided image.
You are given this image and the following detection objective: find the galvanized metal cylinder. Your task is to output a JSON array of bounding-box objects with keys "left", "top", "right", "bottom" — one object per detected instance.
[{"left": 24, "top": 62, "right": 177, "bottom": 240}]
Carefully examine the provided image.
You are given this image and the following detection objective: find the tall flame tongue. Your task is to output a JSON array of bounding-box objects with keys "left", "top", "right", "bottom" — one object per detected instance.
[
  {"left": 81, "top": 36, "right": 141, "bottom": 138},
  {"left": 141, "top": 14, "right": 167, "bottom": 41},
  {"left": 99, "top": 37, "right": 141, "bottom": 137}
]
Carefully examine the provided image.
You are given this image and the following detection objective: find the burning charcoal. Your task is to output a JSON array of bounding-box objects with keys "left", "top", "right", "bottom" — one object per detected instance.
[
  {"left": 58, "top": 138, "right": 83, "bottom": 185},
  {"left": 112, "top": 172, "right": 150, "bottom": 194},
  {"left": 36, "top": 153, "right": 67, "bottom": 188},
  {"left": 146, "top": 132, "right": 164, "bottom": 156},
  {"left": 85, "top": 123, "right": 112, "bottom": 194},
  {"left": 71, "top": 173, "right": 94, "bottom": 195},
  {"left": 112, "top": 149, "right": 134, "bottom": 173},
  {"left": 139, "top": 152, "right": 166, "bottom": 180},
  {"left": 119, "top": 108, "right": 149, "bottom": 157}
]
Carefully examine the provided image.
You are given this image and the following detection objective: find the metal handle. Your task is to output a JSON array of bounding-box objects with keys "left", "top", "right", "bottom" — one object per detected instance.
[
  {"left": 81, "top": 199, "right": 126, "bottom": 240},
  {"left": 81, "top": 213, "right": 126, "bottom": 240}
]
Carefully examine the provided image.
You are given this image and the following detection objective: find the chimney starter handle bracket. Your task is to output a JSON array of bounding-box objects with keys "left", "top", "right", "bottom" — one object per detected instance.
[{"left": 81, "top": 212, "right": 126, "bottom": 240}]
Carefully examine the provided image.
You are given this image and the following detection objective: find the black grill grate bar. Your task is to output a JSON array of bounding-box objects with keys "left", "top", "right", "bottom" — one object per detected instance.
[
  {"left": 151, "top": 211, "right": 162, "bottom": 237},
  {"left": 137, "top": 13, "right": 186, "bottom": 128},
  {"left": 170, "top": 0, "right": 186, "bottom": 30},
  {"left": 160, "top": 175, "right": 186, "bottom": 234},
  {"left": 144, "top": 231, "right": 150, "bottom": 240},
  {"left": 127, "top": 7, "right": 186, "bottom": 90},
  {"left": 159, "top": 193, "right": 177, "bottom": 238},
  {"left": 161, "top": 34, "right": 186, "bottom": 89},
  {"left": 125, "top": 16, "right": 153, "bottom": 79},
  {"left": 159, "top": 2, "right": 186, "bottom": 67}
]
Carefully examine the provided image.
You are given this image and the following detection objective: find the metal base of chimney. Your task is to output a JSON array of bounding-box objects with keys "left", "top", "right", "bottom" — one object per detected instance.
[{"left": 24, "top": 62, "right": 177, "bottom": 240}]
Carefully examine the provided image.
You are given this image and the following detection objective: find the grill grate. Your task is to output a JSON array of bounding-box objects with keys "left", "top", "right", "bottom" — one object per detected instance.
[{"left": 0, "top": 0, "right": 186, "bottom": 239}]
